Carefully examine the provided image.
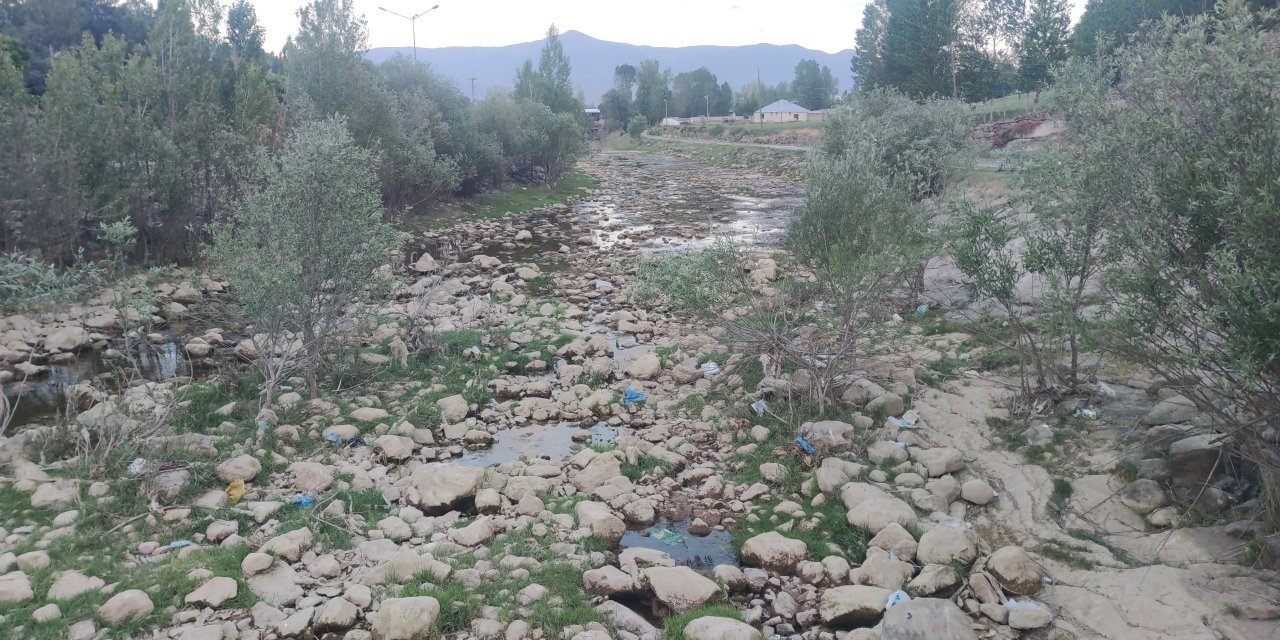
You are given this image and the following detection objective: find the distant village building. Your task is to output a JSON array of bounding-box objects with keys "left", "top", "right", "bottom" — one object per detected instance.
[
  {"left": 753, "top": 99, "right": 821, "bottom": 123},
  {"left": 584, "top": 108, "right": 602, "bottom": 123}
]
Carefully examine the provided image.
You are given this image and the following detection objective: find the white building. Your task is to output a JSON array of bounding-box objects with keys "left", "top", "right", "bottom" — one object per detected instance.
[{"left": 754, "top": 99, "right": 818, "bottom": 123}]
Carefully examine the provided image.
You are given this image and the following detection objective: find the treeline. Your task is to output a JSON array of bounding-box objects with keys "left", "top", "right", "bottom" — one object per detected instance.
[
  {"left": 596, "top": 58, "right": 838, "bottom": 131},
  {"left": 853, "top": 0, "right": 1276, "bottom": 100},
  {"left": 0, "top": 0, "right": 586, "bottom": 266}
]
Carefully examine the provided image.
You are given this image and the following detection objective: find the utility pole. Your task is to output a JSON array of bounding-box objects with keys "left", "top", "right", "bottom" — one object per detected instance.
[
  {"left": 468, "top": 77, "right": 477, "bottom": 103},
  {"left": 704, "top": 94, "right": 710, "bottom": 119},
  {"left": 379, "top": 4, "right": 440, "bottom": 65}
]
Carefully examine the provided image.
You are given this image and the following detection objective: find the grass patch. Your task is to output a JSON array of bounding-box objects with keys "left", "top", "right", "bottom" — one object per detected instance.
[
  {"left": 1037, "top": 539, "right": 1097, "bottom": 569},
  {"left": 419, "top": 170, "right": 597, "bottom": 229},
  {"left": 731, "top": 498, "right": 870, "bottom": 562}
]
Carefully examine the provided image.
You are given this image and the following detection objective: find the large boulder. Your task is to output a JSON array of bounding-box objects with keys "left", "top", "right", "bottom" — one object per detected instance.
[
  {"left": 0, "top": 571, "right": 34, "bottom": 604},
  {"left": 847, "top": 496, "right": 918, "bottom": 534},
  {"left": 916, "top": 522, "right": 978, "bottom": 566},
  {"left": 583, "top": 565, "right": 638, "bottom": 597},
  {"left": 882, "top": 598, "right": 978, "bottom": 640},
  {"left": 740, "top": 531, "right": 807, "bottom": 574},
  {"left": 912, "top": 447, "right": 965, "bottom": 478},
  {"left": 644, "top": 566, "right": 721, "bottom": 613},
  {"left": 986, "top": 546, "right": 1042, "bottom": 596},
  {"left": 99, "top": 589, "right": 154, "bottom": 625},
  {"left": 683, "top": 616, "right": 762, "bottom": 640},
  {"left": 216, "top": 454, "right": 261, "bottom": 483},
  {"left": 406, "top": 464, "right": 485, "bottom": 514},
  {"left": 436, "top": 395, "right": 469, "bottom": 423},
  {"left": 288, "top": 462, "right": 333, "bottom": 492},
  {"left": 44, "top": 326, "right": 90, "bottom": 353},
  {"left": 819, "top": 585, "right": 891, "bottom": 627},
  {"left": 575, "top": 501, "right": 625, "bottom": 545},
  {"left": 369, "top": 596, "right": 440, "bottom": 640},
  {"left": 1167, "top": 434, "right": 1223, "bottom": 487},
  {"left": 626, "top": 353, "right": 662, "bottom": 380},
  {"left": 1141, "top": 394, "right": 1199, "bottom": 425},
  {"left": 1119, "top": 479, "right": 1169, "bottom": 515},
  {"left": 572, "top": 453, "right": 623, "bottom": 492},
  {"left": 798, "top": 420, "right": 857, "bottom": 452},
  {"left": 184, "top": 577, "right": 238, "bottom": 609}
]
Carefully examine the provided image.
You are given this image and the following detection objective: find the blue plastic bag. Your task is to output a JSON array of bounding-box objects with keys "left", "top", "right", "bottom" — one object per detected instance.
[
  {"left": 794, "top": 436, "right": 816, "bottom": 454},
  {"left": 290, "top": 494, "right": 315, "bottom": 507},
  {"left": 622, "top": 387, "right": 646, "bottom": 406}
]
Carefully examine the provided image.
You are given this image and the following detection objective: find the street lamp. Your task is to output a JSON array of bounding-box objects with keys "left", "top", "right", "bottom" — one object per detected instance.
[
  {"left": 379, "top": 4, "right": 440, "bottom": 65},
  {"left": 704, "top": 94, "right": 710, "bottom": 119}
]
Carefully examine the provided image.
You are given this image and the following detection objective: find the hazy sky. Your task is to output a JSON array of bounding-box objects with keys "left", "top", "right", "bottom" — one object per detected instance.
[{"left": 235, "top": 0, "right": 1089, "bottom": 55}]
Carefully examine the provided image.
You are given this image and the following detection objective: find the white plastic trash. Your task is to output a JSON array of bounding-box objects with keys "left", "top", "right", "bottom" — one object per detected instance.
[
  {"left": 885, "top": 590, "right": 911, "bottom": 609},
  {"left": 751, "top": 399, "right": 769, "bottom": 416},
  {"left": 700, "top": 362, "right": 721, "bottom": 376}
]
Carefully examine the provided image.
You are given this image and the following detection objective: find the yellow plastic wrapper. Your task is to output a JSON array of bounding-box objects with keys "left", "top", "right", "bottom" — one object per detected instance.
[{"left": 225, "top": 479, "right": 246, "bottom": 504}]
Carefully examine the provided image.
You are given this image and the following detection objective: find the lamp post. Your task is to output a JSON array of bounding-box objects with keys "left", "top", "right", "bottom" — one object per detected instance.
[
  {"left": 705, "top": 94, "right": 710, "bottom": 119},
  {"left": 379, "top": 4, "right": 440, "bottom": 65}
]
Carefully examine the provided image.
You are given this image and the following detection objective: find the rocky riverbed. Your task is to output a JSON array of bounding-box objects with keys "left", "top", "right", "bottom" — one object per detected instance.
[{"left": 0, "top": 148, "right": 1276, "bottom": 640}]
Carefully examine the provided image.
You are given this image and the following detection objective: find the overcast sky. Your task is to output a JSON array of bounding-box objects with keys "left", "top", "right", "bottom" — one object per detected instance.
[{"left": 232, "top": 0, "right": 1089, "bottom": 55}]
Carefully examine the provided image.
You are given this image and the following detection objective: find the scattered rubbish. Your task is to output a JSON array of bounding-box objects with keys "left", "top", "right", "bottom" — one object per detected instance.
[
  {"left": 324, "top": 431, "right": 342, "bottom": 444},
  {"left": 256, "top": 420, "right": 271, "bottom": 430},
  {"left": 127, "top": 458, "right": 148, "bottom": 476},
  {"left": 794, "top": 436, "right": 816, "bottom": 454},
  {"left": 886, "top": 590, "right": 911, "bottom": 609},
  {"left": 622, "top": 387, "right": 646, "bottom": 406},
  {"left": 916, "top": 304, "right": 929, "bottom": 315},
  {"left": 751, "top": 399, "right": 769, "bottom": 416},
  {"left": 700, "top": 361, "right": 721, "bottom": 376},
  {"left": 466, "top": 345, "right": 482, "bottom": 360},
  {"left": 892, "top": 313, "right": 904, "bottom": 325},
  {"left": 168, "top": 539, "right": 194, "bottom": 549},
  {"left": 1074, "top": 408, "right": 1099, "bottom": 420},
  {"left": 290, "top": 494, "right": 315, "bottom": 508},
  {"left": 339, "top": 363, "right": 350, "bottom": 372},
  {"left": 649, "top": 527, "right": 685, "bottom": 545},
  {"left": 225, "top": 480, "right": 246, "bottom": 504},
  {"left": 887, "top": 416, "right": 917, "bottom": 429}
]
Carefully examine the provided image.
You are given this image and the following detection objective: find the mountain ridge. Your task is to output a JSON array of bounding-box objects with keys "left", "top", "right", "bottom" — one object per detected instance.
[{"left": 365, "top": 30, "right": 855, "bottom": 105}]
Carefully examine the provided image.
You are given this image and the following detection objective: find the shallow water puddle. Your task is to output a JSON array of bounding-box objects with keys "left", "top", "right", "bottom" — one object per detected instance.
[{"left": 619, "top": 519, "right": 739, "bottom": 575}]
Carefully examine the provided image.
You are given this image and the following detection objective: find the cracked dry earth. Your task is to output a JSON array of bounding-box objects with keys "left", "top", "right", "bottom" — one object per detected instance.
[{"left": 0, "top": 147, "right": 1276, "bottom": 640}]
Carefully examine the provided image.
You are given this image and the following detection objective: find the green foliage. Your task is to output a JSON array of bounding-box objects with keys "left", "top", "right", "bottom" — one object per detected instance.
[
  {"left": 626, "top": 115, "right": 648, "bottom": 142},
  {"left": 513, "top": 25, "right": 582, "bottom": 116},
  {"left": 206, "top": 117, "right": 399, "bottom": 401},
  {"left": 1070, "top": 1, "right": 1280, "bottom": 518},
  {"left": 633, "top": 244, "right": 746, "bottom": 314},
  {"left": 791, "top": 59, "right": 838, "bottom": 110},
  {"left": 1019, "top": 0, "right": 1072, "bottom": 90},
  {"left": 672, "top": 67, "right": 732, "bottom": 117},
  {"left": 632, "top": 59, "right": 673, "bottom": 124}
]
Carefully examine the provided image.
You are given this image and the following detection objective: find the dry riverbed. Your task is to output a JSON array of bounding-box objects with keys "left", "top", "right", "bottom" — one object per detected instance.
[{"left": 0, "top": 147, "right": 1275, "bottom": 640}]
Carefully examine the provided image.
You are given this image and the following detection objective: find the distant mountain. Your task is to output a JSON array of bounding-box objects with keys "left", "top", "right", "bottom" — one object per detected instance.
[{"left": 366, "top": 30, "right": 855, "bottom": 105}]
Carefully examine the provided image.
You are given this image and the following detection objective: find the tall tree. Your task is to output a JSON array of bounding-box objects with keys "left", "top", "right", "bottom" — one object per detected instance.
[
  {"left": 1071, "top": 0, "right": 1216, "bottom": 57},
  {"left": 226, "top": 0, "right": 266, "bottom": 66},
  {"left": 536, "top": 24, "right": 577, "bottom": 114},
  {"left": 1018, "top": 0, "right": 1071, "bottom": 90},
  {"left": 880, "top": 0, "right": 962, "bottom": 98},
  {"left": 632, "top": 59, "right": 671, "bottom": 124},
  {"left": 671, "top": 67, "right": 728, "bottom": 117},
  {"left": 792, "top": 59, "right": 837, "bottom": 110},
  {"left": 852, "top": 0, "right": 890, "bottom": 89}
]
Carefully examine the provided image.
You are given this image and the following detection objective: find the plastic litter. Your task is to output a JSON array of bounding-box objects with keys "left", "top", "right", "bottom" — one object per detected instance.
[
  {"left": 339, "top": 363, "right": 350, "bottom": 372},
  {"left": 622, "top": 387, "right": 646, "bottom": 406},
  {"left": 1074, "top": 408, "right": 1099, "bottom": 420},
  {"left": 225, "top": 480, "right": 246, "bottom": 504},
  {"left": 168, "top": 539, "right": 194, "bottom": 549},
  {"left": 885, "top": 590, "right": 911, "bottom": 609},
  {"left": 794, "top": 436, "right": 816, "bottom": 454},
  {"left": 887, "top": 416, "right": 917, "bottom": 429},
  {"left": 290, "top": 494, "right": 315, "bottom": 508},
  {"left": 649, "top": 527, "right": 684, "bottom": 545},
  {"left": 751, "top": 399, "right": 769, "bottom": 416},
  {"left": 916, "top": 304, "right": 929, "bottom": 315},
  {"left": 257, "top": 420, "right": 271, "bottom": 430},
  {"left": 324, "top": 431, "right": 342, "bottom": 444},
  {"left": 700, "top": 362, "right": 721, "bottom": 376},
  {"left": 127, "top": 458, "right": 148, "bottom": 476}
]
